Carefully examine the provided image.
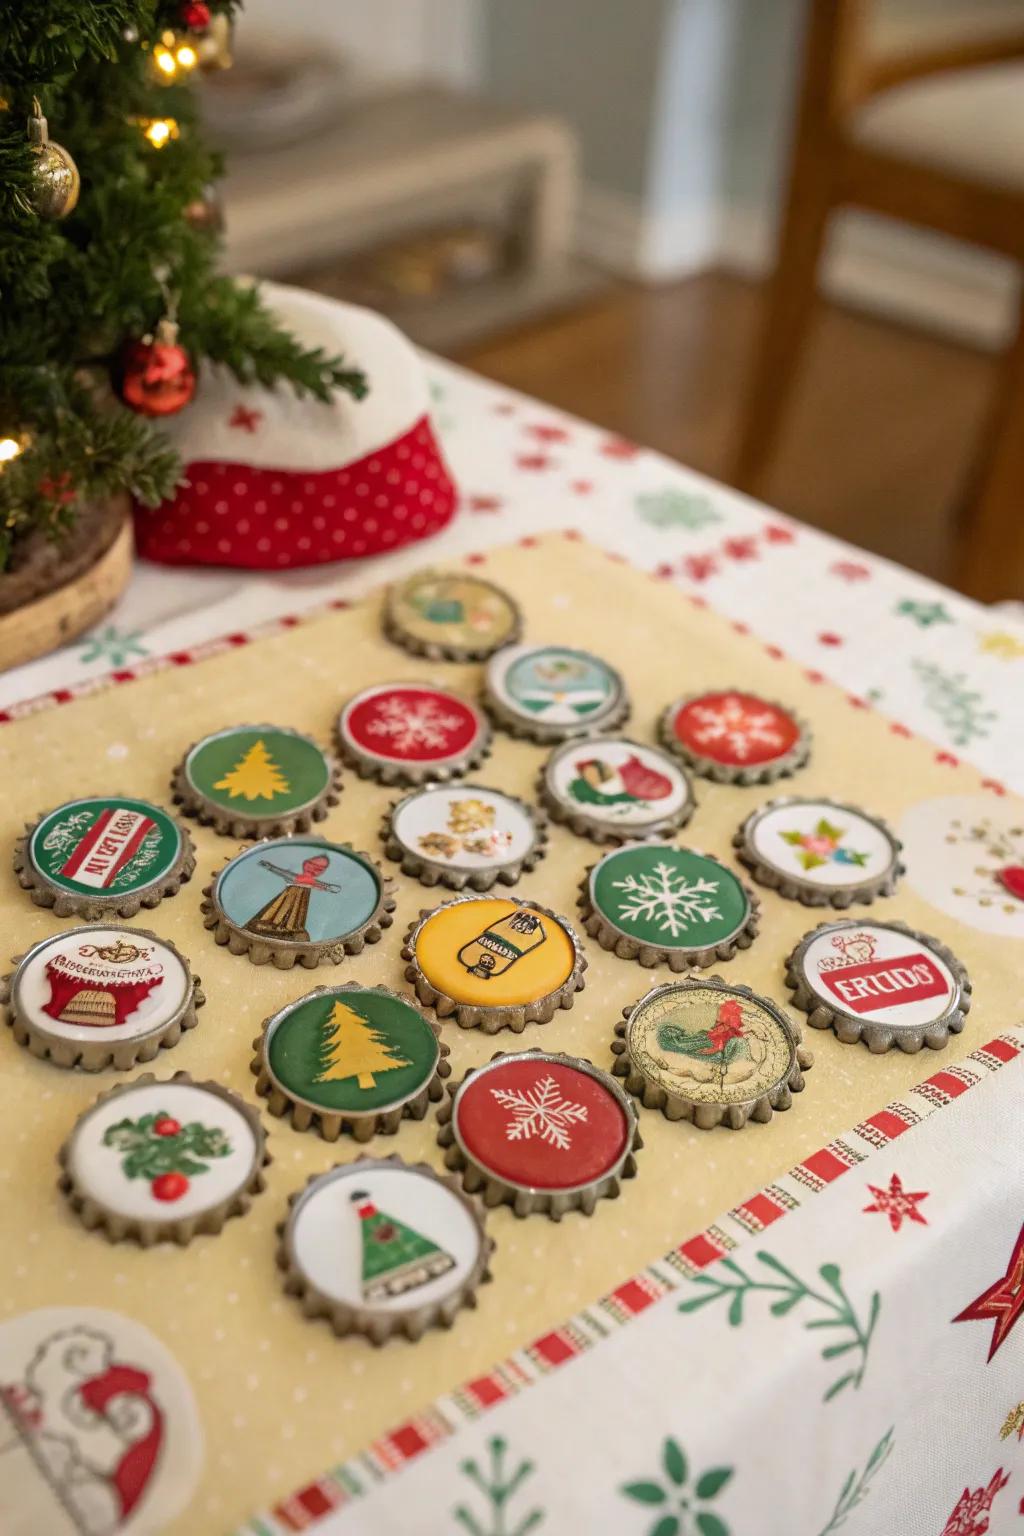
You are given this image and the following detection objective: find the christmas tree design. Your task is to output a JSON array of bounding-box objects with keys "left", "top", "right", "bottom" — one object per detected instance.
[
  {"left": 350, "top": 1189, "right": 456, "bottom": 1302},
  {"left": 314, "top": 1001, "right": 411, "bottom": 1091},
  {"left": 213, "top": 739, "right": 290, "bottom": 801}
]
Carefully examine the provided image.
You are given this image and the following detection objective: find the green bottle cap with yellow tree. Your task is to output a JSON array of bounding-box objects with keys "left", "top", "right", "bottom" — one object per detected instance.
[{"left": 174, "top": 723, "right": 341, "bottom": 837}]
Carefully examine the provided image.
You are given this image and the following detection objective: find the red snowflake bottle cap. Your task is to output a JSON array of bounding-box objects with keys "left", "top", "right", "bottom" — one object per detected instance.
[
  {"left": 383, "top": 783, "right": 548, "bottom": 891},
  {"left": 402, "top": 894, "right": 587, "bottom": 1032},
  {"left": 483, "top": 643, "right": 630, "bottom": 743},
  {"left": 660, "top": 690, "right": 811, "bottom": 784},
  {"left": 734, "top": 796, "right": 903, "bottom": 906},
  {"left": 539, "top": 736, "right": 695, "bottom": 843},
  {"left": 59, "top": 1072, "right": 269, "bottom": 1245},
  {"left": 278, "top": 1154, "right": 493, "bottom": 1344},
  {"left": 172, "top": 723, "right": 341, "bottom": 837},
  {"left": 336, "top": 682, "right": 493, "bottom": 785},
  {"left": 251, "top": 982, "right": 450, "bottom": 1141},
  {"left": 384, "top": 568, "right": 522, "bottom": 661},
  {"left": 612, "top": 977, "right": 814, "bottom": 1130},
  {"left": 202, "top": 836, "right": 396, "bottom": 968},
  {"left": 438, "top": 1050, "right": 641, "bottom": 1219},
  {"left": 1, "top": 925, "right": 203, "bottom": 1071},
  {"left": 14, "top": 796, "right": 195, "bottom": 919},
  {"left": 785, "top": 918, "right": 971, "bottom": 1052}
]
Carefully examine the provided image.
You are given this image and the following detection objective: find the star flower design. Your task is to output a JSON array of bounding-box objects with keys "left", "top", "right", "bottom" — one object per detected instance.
[
  {"left": 863, "top": 1173, "right": 929, "bottom": 1233},
  {"left": 953, "top": 1223, "right": 1024, "bottom": 1362}
]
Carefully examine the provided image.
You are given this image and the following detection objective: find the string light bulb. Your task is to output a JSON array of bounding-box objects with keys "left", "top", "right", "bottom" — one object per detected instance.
[
  {"left": 152, "top": 30, "right": 199, "bottom": 80},
  {"left": 0, "top": 435, "right": 27, "bottom": 464},
  {"left": 141, "top": 117, "right": 180, "bottom": 149}
]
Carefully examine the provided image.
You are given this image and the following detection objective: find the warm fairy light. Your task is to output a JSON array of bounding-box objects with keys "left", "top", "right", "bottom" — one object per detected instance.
[
  {"left": 154, "top": 45, "right": 177, "bottom": 75},
  {"left": 143, "top": 117, "right": 179, "bottom": 148},
  {"left": 0, "top": 436, "right": 25, "bottom": 463},
  {"left": 176, "top": 43, "right": 198, "bottom": 69},
  {"left": 151, "top": 30, "right": 198, "bottom": 80}
]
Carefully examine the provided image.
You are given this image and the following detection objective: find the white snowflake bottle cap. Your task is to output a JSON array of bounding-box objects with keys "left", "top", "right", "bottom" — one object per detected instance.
[
  {"left": 734, "top": 796, "right": 903, "bottom": 907},
  {"left": 578, "top": 841, "right": 760, "bottom": 970},
  {"left": 437, "top": 1050, "right": 641, "bottom": 1219},
  {"left": 382, "top": 783, "right": 548, "bottom": 891},
  {"left": 335, "top": 681, "right": 493, "bottom": 785},
  {"left": 172, "top": 723, "right": 341, "bottom": 838},
  {"left": 539, "top": 736, "right": 696, "bottom": 844},
  {"left": 612, "top": 977, "right": 814, "bottom": 1130},
  {"left": 660, "top": 689, "right": 812, "bottom": 785},
  {"left": 384, "top": 568, "right": 522, "bottom": 661},
  {"left": 251, "top": 982, "right": 450, "bottom": 1141},
  {"left": 278, "top": 1154, "right": 494, "bottom": 1344},
  {"left": 58, "top": 1072, "right": 270, "bottom": 1245},
  {"left": 14, "top": 795, "right": 196, "bottom": 920},
  {"left": 1, "top": 925, "right": 203, "bottom": 1071},
  {"left": 785, "top": 918, "right": 971, "bottom": 1053},
  {"left": 201, "top": 836, "right": 397, "bottom": 969},
  {"left": 482, "top": 643, "right": 631, "bottom": 744}
]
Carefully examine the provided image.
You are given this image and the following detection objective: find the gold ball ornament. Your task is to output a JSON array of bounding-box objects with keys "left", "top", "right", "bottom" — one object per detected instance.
[{"left": 27, "top": 105, "right": 80, "bottom": 220}]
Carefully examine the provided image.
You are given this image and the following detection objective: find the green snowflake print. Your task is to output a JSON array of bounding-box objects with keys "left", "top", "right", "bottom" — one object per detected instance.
[
  {"left": 453, "top": 1436, "right": 544, "bottom": 1536},
  {"left": 103, "top": 1110, "right": 232, "bottom": 1204},
  {"left": 78, "top": 625, "right": 149, "bottom": 668},
  {"left": 895, "top": 599, "right": 952, "bottom": 628},
  {"left": 635, "top": 489, "right": 722, "bottom": 531},
  {"left": 678, "top": 1252, "right": 880, "bottom": 1402},
  {"left": 911, "top": 659, "right": 996, "bottom": 746},
  {"left": 816, "top": 1428, "right": 894, "bottom": 1536},
  {"left": 621, "top": 1437, "right": 733, "bottom": 1536}
]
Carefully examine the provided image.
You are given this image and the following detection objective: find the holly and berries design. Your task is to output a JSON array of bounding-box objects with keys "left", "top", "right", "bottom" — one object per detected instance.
[
  {"left": 670, "top": 692, "right": 801, "bottom": 768},
  {"left": 591, "top": 845, "right": 751, "bottom": 949},
  {"left": 346, "top": 685, "right": 482, "bottom": 762},
  {"left": 266, "top": 989, "right": 438, "bottom": 1115},
  {"left": 780, "top": 816, "right": 868, "bottom": 872},
  {"left": 102, "top": 1108, "right": 231, "bottom": 1204},
  {"left": 946, "top": 814, "right": 1024, "bottom": 910}
]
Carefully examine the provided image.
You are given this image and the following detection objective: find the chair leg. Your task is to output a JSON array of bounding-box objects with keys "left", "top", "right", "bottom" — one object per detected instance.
[{"left": 955, "top": 305, "right": 1024, "bottom": 602}]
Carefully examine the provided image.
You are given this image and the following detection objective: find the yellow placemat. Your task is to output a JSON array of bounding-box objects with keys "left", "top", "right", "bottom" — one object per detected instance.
[{"left": 0, "top": 535, "right": 1017, "bottom": 1535}]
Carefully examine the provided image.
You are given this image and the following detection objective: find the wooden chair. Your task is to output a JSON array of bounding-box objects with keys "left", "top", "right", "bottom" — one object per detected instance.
[{"left": 732, "top": 0, "right": 1024, "bottom": 600}]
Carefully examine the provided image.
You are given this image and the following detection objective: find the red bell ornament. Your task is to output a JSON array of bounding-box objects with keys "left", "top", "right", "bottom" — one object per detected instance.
[
  {"left": 181, "top": 1, "right": 211, "bottom": 29},
  {"left": 121, "top": 320, "right": 196, "bottom": 417}
]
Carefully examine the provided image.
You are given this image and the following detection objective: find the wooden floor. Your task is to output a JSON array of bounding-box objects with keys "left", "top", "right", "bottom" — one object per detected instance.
[{"left": 456, "top": 271, "right": 998, "bottom": 590}]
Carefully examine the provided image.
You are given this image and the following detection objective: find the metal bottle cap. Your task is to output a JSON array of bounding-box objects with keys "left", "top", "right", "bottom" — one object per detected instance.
[
  {"left": 660, "top": 689, "right": 812, "bottom": 784},
  {"left": 173, "top": 723, "right": 341, "bottom": 837},
  {"left": 734, "top": 796, "right": 903, "bottom": 906},
  {"left": 611, "top": 976, "right": 814, "bottom": 1130},
  {"left": 483, "top": 643, "right": 630, "bottom": 743},
  {"left": 202, "top": 836, "right": 396, "bottom": 968},
  {"left": 785, "top": 918, "right": 971, "bottom": 1052},
  {"left": 382, "top": 782, "right": 548, "bottom": 891},
  {"left": 2, "top": 925, "right": 203, "bottom": 1071},
  {"left": 59, "top": 1071, "right": 269, "bottom": 1245},
  {"left": 539, "top": 736, "right": 696, "bottom": 843},
  {"left": 252, "top": 982, "right": 450, "bottom": 1141},
  {"left": 438, "top": 1049, "right": 641, "bottom": 1219},
  {"left": 579, "top": 841, "right": 759, "bottom": 970},
  {"left": 384, "top": 568, "right": 522, "bottom": 660},
  {"left": 402, "top": 893, "right": 587, "bottom": 1032},
  {"left": 336, "top": 681, "right": 493, "bottom": 785},
  {"left": 14, "top": 795, "right": 195, "bottom": 920},
  {"left": 277, "top": 1155, "right": 493, "bottom": 1344}
]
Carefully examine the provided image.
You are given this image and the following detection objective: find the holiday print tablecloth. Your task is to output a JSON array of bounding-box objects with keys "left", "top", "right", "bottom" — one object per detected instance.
[{"left": 0, "top": 537, "right": 1022, "bottom": 1536}]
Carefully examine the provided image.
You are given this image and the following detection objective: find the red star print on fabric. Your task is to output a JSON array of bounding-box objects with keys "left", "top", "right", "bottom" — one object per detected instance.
[
  {"left": 723, "top": 535, "right": 759, "bottom": 561},
  {"left": 954, "top": 1225, "right": 1024, "bottom": 1362},
  {"left": 863, "top": 1173, "right": 929, "bottom": 1233},
  {"left": 763, "top": 523, "right": 795, "bottom": 543},
  {"left": 467, "top": 494, "right": 502, "bottom": 512},
  {"left": 940, "top": 1469, "right": 1009, "bottom": 1535},
  {"left": 599, "top": 436, "right": 639, "bottom": 459},
  {"left": 818, "top": 632, "right": 843, "bottom": 647},
  {"left": 516, "top": 453, "right": 553, "bottom": 471},
  {"left": 229, "top": 405, "right": 262, "bottom": 432},
  {"left": 682, "top": 553, "right": 719, "bottom": 582},
  {"left": 525, "top": 423, "right": 569, "bottom": 442},
  {"left": 570, "top": 480, "right": 593, "bottom": 494},
  {"left": 830, "top": 559, "right": 871, "bottom": 581}
]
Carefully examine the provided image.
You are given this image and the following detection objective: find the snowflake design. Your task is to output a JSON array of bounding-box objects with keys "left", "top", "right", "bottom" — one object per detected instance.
[
  {"left": 686, "top": 696, "right": 787, "bottom": 761},
  {"left": 77, "top": 624, "right": 148, "bottom": 668},
  {"left": 365, "top": 695, "right": 465, "bottom": 754},
  {"left": 862, "top": 1173, "right": 928, "bottom": 1233},
  {"left": 612, "top": 861, "right": 721, "bottom": 938},
  {"left": 634, "top": 487, "right": 721, "bottom": 530},
  {"left": 940, "top": 1468, "right": 1009, "bottom": 1536},
  {"left": 490, "top": 1075, "right": 588, "bottom": 1151}
]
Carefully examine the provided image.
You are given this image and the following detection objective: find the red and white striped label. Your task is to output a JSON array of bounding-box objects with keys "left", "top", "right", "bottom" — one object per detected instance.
[{"left": 60, "top": 808, "right": 155, "bottom": 889}]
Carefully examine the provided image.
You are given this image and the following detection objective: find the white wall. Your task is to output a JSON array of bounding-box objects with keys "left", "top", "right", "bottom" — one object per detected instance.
[{"left": 239, "top": 0, "right": 483, "bottom": 89}]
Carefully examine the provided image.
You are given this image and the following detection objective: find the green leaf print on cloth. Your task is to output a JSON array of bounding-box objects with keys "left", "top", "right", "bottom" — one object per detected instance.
[{"left": 453, "top": 1435, "right": 544, "bottom": 1536}]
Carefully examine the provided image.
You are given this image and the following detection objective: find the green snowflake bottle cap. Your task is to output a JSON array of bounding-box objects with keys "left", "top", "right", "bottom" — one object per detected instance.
[
  {"left": 384, "top": 568, "right": 522, "bottom": 661},
  {"left": 482, "top": 643, "right": 630, "bottom": 743},
  {"left": 58, "top": 1071, "right": 269, "bottom": 1245},
  {"left": 202, "top": 837, "right": 397, "bottom": 969},
  {"left": 437, "top": 1049, "right": 641, "bottom": 1220},
  {"left": 539, "top": 736, "right": 696, "bottom": 843},
  {"left": 660, "top": 689, "right": 812, "bottom": 785},
  {"left": 578, "top": 842, "right": 759, "bottom": 970},
  {"left": 784, "top": 918, "right": 971, "bottom": 1052},
  {"left": 172, "top": 723, "right": 341, "bottom": 837},
  {"left": 382, "top": 783, "right": 548, "bottom": 891},
  {"left": 252, "top": 982, "right": 450, "bottom": 1141},
  {"left": 612, "top": 977, "right": 814, "bottom": 1130},
  {"left": 278, "top": 1154, "right": 494, "bottom": 1344},
  {"left": 1, "top": 925, "right": 203, "bottom": 1071},
  {"left": 734, "top": 796, "right": 903, "bottom": 906},
  {"left": 15, "top": 795, "right": 196, "bottom": 919}
]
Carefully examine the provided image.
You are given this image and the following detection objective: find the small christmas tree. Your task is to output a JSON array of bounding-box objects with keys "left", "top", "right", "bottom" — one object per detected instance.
[
  {"left": 315, "top": 1001, "right": 410, "bottom": 1091},
  {"left": 349, "top": 1188, "right": 455, "bottom": 1302},
  {"left": 213, "top": 739, "right": 289, "bottom": 800},
  {"left": 0, "top": 1, "right": 367, "bottom": 573}
]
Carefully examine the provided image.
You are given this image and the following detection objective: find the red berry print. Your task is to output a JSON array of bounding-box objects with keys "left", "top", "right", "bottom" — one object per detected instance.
[
  {"left": 151, "top": 1172, "right": 190, "bottom": 1202},
  {"left": 153, "top": 1117, "right": 182, "bottom": 1137}
]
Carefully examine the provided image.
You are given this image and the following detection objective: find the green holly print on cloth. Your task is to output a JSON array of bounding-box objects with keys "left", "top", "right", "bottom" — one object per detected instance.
[
  {"left": 266, "top": 990, "right": 438, "bottom": 1115},
  {"left": 779, "top": 817, "right": 867, "bottom": 872},
  {"left": 102, "top": 1109, "right": 231, "bottom": 1204},
  {"left": 591, "top": 846, "right": 750, "bottom": 949},
  {"left": 29, "top": 798, "right": 182, "bottom": 897},
  {"left": 621, "top": 1437, "right": 734, "bottom": 1536},
  {"left": 454, "top": 1435, "right": 544, "bottom": 1536}
]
